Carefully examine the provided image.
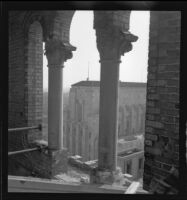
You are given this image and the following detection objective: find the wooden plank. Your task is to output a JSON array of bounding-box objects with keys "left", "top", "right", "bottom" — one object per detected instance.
[
  {"left": 8, "top": 147, "right": 39, "bottom": 156},
  {"left": 8, "top": 124, "right": 42, "bottom": 132},
  {"left": 125, "top": 181, "right": 140, "bottom": 194}
]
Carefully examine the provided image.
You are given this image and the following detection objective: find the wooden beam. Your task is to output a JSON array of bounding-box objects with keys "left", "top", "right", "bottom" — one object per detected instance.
[{"left": 125, "top": 181, "right": 140, "bottom": 194}]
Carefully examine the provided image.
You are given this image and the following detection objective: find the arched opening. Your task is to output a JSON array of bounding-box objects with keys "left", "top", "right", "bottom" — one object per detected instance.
[
  {"left": 62, "top": 11, "right": 150, "bottom": 166},
  {"left": 65, "top": 11, "right": 99, "bottom": 89},
  {"left": 63, "top": 11, "right": 100, "bottom": 159},
  {"left": 41, "top": 10, "right": 150, "bottom": 183}
]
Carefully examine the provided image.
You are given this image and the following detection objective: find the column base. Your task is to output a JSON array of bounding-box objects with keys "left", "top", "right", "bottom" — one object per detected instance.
[
  {"left": 47, "top": 148, "right": 68, "bottom": 179},
  {"left": 90, "top": 167, "right": 124, "bottom": 185}
]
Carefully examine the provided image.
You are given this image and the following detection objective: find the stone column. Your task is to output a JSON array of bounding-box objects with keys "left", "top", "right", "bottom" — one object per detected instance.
[
  {"left": 98, "top": 57, "right": 120, "bottom": 171},
  {"left": 45, "top": 39, "right": 76, "bottom": 177},
  {"left": 93, "top": 28, "right": 138, "bottom": 183}
]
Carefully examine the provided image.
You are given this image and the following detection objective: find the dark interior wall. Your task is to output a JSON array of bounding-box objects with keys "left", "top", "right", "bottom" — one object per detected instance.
[
  {"left": 9, "top": 12, "right": 27, "bottom": 128},
  {"left": 143, "top": 11, "right": 180, "bottom": 192}
]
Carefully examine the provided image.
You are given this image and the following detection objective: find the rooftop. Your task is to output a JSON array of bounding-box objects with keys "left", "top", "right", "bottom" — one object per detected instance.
[
  {"left": 72, "top": 81, "right": 147, "bottom": 88},
  {"left": 118, "top": 149, "right": 143, "bottom": 157}
]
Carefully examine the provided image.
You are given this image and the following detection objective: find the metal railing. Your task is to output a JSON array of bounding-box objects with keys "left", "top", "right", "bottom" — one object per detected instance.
[
  {"left": 8, "top": 124, "right": 42, "bottom": 133},
  {"left": 8, "top": 124, "right": 44, "bottom": 156},
  {"left": 8, "top": 147, "right": 42, "bottom": 156}
]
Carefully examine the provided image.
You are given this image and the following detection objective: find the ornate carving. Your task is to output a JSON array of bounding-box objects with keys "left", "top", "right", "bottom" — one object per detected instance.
[
  {"left": 119, "top": 31, "right": 138, "bottom": 54},
  {"left": 95, "top": 28, "right": 138, "bottom": 61},
  {"left": 44, "top": 38, "right": 76, "bottom": 67}
]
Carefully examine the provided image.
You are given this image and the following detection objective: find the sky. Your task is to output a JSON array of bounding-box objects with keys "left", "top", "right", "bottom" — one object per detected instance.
[{"left": 43, "top": 11, "right": 150, "bottom": 91}]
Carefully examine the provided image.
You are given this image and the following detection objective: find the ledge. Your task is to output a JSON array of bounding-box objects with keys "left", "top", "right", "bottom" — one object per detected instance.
[{"left": 8, "top": 175, "right": 128, "bottom": 193}]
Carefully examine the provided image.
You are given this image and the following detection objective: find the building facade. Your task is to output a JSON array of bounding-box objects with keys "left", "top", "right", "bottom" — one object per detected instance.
[
  {"left": 117, "top": 150, "right": 144, "bottom": 180},
  {"left": 117, "top": 135, "right": 144, "bottom": 180},
  {"left": 63, "top": 81, "right": 146, "bottom": 161}
]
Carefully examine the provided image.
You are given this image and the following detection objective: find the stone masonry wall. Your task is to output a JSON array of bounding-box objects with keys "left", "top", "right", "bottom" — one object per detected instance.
[{"left": 143, "top": 11, "right": 180, "bottom": 192}]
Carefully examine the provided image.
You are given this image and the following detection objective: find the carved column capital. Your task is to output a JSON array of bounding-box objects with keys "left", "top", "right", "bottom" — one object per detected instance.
[
  {"left": 44, "top": 39, "right": 76, "bottom": 68},
  {"left": 95, "top": 28, "right": 138, "bottom": 61}
]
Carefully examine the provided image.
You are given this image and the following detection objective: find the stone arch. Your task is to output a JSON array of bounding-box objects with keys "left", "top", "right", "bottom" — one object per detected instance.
[
  {"left": 22, "top": 11, "right": 47, "bottom": 42},
  {"left": 49, "top": 11, "right": 75, "bottom": 41},
  {"left": 50, "top": 10, "right": 132, "bottom": 45}
]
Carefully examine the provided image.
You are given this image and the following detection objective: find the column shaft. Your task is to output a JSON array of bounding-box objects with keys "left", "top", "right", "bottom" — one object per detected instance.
[
  {"left": 98, "top": 60, "right": 120, "bottom": 171},
  {"left": 48, "top": 66, "right": 63, "bottom": 150}
]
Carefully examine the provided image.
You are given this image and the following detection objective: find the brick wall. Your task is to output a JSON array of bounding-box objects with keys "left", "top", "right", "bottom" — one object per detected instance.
[
  {"left": 26, "top": 21, "right": 43, "bottom": 142},
  {"left": 54, "top": 11, "right": 75, "bottom": 41},
  {"left": 8, "top": 12, "right": 31, "bottom": 157},
  {"left": 9, "top": 12, "right": 43, "bottom": 142},
  {"left": 143, "top": 11, "right": 180, "bottom": 192},
  {"left": 9, "top": 12, "right": 45, "bottom": 176},
  {"left": 9, "top": 12, "right": 26, "bottom": 128}
]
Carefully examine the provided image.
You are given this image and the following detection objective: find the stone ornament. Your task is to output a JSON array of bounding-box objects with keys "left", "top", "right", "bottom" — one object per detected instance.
[
  {"left": 119, "top": 31, "right": 138, "bottom": 54},
  {"left": 44, "top": 38, "right": 76, "bottom": 67},
  {"left": 95, "top": 27, "right": 138, "bottom": 61}
]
